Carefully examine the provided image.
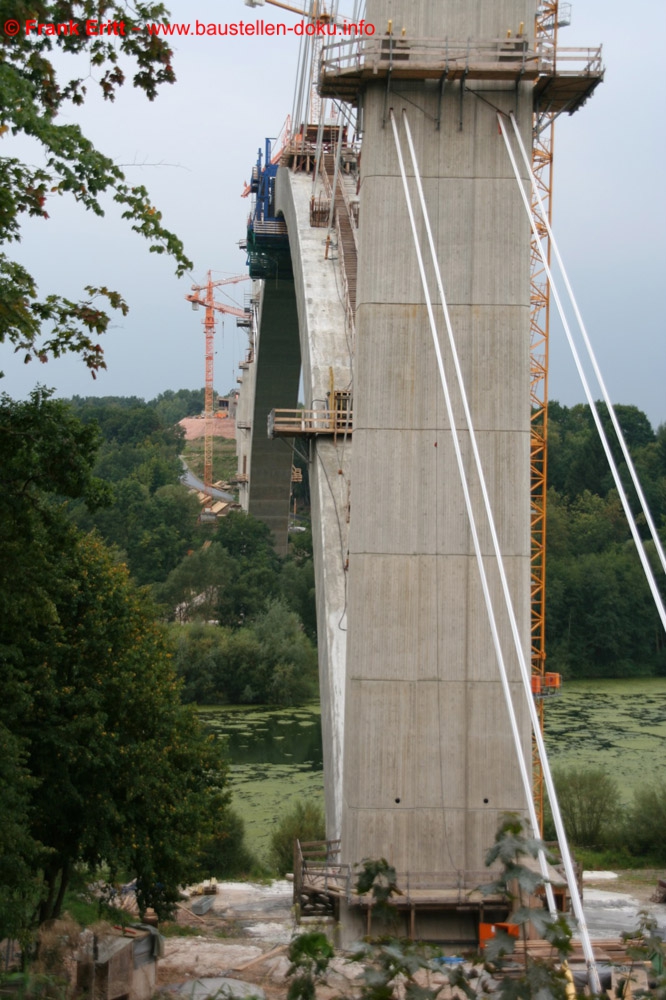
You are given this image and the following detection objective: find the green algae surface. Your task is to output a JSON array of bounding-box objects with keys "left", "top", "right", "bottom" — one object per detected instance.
[
  {"left": 199, "top": 704, "right": 323, "bottom": 862},
  {"left": 200, "top": 679, "right": 666, "bottom": 863},
  {"left": 543, "top": 677, "right": 666, "bottom": 802}
]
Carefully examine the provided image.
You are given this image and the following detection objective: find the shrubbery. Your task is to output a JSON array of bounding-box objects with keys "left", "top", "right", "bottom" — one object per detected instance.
[
  {"left": 269, "top": 799, "right": 326, "bottom": 876},
  {"left": 544, "top": 767, "right": 666, "bottom": 863},
  {"left": 624, "top": 785, "right": 666, "bottom": 862},
  {"left": 193, "top": 806, "right": 257, "bottom": 879},
  {"left": 544, "top": 766, "right": 621, "bottom": 848}
]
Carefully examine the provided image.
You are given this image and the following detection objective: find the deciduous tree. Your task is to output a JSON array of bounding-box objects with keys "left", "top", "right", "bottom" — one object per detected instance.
[
  {"left": 0, "top": 1, "right": 191, "bottom": 377},
  {"left": 0, "top": 391, "right": 231, "bottom": 934}
]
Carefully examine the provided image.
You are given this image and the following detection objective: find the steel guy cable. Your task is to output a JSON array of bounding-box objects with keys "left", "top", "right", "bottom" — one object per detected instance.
[
  {"left": 499, "top": 112, "right": 666, "bottom": 636},
  {"left": 509, "top": 111, "right": 666, "bottom": 580}
]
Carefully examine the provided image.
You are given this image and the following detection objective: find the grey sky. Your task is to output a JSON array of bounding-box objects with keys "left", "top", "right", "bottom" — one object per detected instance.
[{"left": 2, "top": 0, "right": 664, "bottom": 429}]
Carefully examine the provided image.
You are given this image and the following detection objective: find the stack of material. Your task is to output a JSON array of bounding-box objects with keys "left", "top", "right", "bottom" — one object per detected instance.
[
  {"left": 511, "top": 938, "right": 640, "bottom": 965},
  {"left": 651, "top": 879, "right": 666, "bottom": 903}
]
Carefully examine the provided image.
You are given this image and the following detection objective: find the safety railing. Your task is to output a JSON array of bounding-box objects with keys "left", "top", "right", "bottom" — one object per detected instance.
[
  {"left": 295, "top": 841, "right": 502, "bottom": 907},
  {"left": 321, "top": 36, "right": 536, "bottom": 78},
  {"left": 268, "top": 408, "right": 353, "bottom": 439},
  {"left": 538, "top": 45, "right": 604, "bottom": 76},
  {"left": 320, "top": 36, "right": 603, "bottom": 83}
]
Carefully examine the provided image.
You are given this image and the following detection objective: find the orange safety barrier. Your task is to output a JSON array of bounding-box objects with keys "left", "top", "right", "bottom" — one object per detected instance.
[{"left": 479, "top": 922, "right": 520, "bottom": 949}]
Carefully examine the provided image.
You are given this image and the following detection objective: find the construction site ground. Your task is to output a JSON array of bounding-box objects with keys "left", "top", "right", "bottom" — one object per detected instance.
[
  {"left": 178, "top": 417, "right": 237, "bottom": 441},
  {"left": 156, "top": 872, "right": 666, "bottom": 1000}
]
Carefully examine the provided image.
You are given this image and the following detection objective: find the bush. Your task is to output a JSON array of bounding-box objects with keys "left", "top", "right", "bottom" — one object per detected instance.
[
  {"left": 269, "top": 800, "right": 325, "bottom": 876},
  {"left": 624, "top": 784, "right": 666, "bottom": 862},
  {"left": 194, "top": 806, "right": 257, "bottom": 878},
  {"left": 544, "top": 766, "right": 622, "bottom": 848}
]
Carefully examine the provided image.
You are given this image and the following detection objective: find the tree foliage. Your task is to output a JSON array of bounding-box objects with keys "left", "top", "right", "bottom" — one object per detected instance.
[
  {"left": 171, "top": 600, "right": 319, "bottom": 706},
  {"left": 0, "top": 390, "right": 232, "bottom": 939},
  {"left": 0, "top": 1, "right": 191, "bottom": 377},
  {"left": 546, "top": 402, "right": 666, "bottom": 679},
  {"left": 545, "top": 767, "right": 621, "bottom": 848},
  {"left": 28, "top": 534, "right": 230, "bottom": 923},
  {"left": 150, "top": 387, "right": 205, "bottom": 425},
  {"left": 67, "top": 395, "right": 200, "bottom": 584}
]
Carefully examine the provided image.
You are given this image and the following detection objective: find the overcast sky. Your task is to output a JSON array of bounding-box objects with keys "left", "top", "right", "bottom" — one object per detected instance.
[{"left": 2, "top": 0, "right": 664, "bottom": 429}]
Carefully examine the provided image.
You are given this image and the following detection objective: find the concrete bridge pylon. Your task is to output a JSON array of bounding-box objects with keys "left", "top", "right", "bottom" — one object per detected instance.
[{"left": 337, "top": 0, "right": 535, "bottom": 938}]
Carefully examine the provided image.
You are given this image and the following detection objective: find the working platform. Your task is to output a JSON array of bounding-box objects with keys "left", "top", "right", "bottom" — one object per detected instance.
[
  {"left": 244, "top": 218, "right": 292, "bottom": 280},
  {"left": 319, "top": 37, "right": 603, "bottom": 114},
  {"left": 268, "top": 408, "right": 353, "bottom": 440},
  {"left": 294, "top": 840, "right": 508, "bottom": 939}
]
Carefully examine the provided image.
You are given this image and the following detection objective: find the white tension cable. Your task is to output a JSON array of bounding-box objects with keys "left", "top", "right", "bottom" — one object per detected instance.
[
  {"left": 498, "top": 113, "right": 666, "bottom": 637},
  {"left": 508, "top": 111, "right": 666, "bottom": 581}
]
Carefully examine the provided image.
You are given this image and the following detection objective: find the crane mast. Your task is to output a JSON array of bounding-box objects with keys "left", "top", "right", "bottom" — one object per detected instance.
[{"left": 531, "top": 0, "right": 570, "bottom": 832}]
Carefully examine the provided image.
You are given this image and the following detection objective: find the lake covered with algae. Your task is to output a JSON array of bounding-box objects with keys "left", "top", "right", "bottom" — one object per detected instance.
[
  {"left": 199, "top": 705, "right": 324, "bottom": 860},
  {"left": 200, "top": 678, "right": 666, "bottom": 863}
]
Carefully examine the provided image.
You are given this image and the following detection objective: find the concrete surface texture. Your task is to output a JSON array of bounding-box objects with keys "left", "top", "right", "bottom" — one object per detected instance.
[
  {"left": 240, "top": 157, "right": 353, "bottom": 837},
  {"left": 274, "top": 167, "right": 354, "bottom": 841},
  {"left": 341, "top": 0, "right": 536, "bottom": 881}
]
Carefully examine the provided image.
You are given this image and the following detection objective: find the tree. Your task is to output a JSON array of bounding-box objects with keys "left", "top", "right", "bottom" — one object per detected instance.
[
  {"left": 171, "top": 605, "right": 318, "bottom": 707},
  {"left": 150, "top": 387, "right": 206, "bottom": 425},
  {"left": 23, "top": 534, "right": 231, "bottom": 924},
  {"left": 68, "top": 398, "right": 199, "bottom": 585},
  {"left": 280, "top": 528, "right": 317, "bottom": 642},
  {"left": 249, "top": 599, "right": 319, "bottom": 704},
  {"left": 544, "top": 406, "right": 666, "bottom": 679},
  {"left": 546, "top": 544, "right": 665, "bottom": 677},
  {"left": 0, "top": 726, "right": 41, "bottom": 946},
  {"left": 157, "top": 543, "right": 235, "bottom": 622},
  {"left": 170, "top": 622, "right": 236, "bottom": 703},
  {"left": 0, "top": 1, "right": 191, "bottom": 378},
  {"left": 0, "top": 391, "right": 232, "bottom": 935}
]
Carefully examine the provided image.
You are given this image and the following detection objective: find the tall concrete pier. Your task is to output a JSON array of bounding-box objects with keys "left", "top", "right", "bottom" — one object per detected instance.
[{"left": 342, "top": 0, "right": 534, "bottom": 882}]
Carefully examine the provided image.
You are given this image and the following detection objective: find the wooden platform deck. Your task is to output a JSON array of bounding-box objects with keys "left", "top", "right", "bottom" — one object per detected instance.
[{"left": 268, "top": 408, "right": 353, "bottom": 439}]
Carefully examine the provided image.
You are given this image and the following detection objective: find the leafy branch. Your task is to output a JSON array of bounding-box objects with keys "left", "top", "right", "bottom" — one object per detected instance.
[{"left": 0, "top": 2, "right": 193, "bottom": 375}]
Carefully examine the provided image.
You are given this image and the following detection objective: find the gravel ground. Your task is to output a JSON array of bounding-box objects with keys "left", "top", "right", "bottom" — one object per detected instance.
[{"left": 157, "top": 873, "right": 666, "bottom": 999}]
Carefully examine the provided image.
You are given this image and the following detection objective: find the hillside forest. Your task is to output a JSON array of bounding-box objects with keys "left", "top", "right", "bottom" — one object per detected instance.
[{"left": 38, "top": 391, "right": 666, "bottom": 690}]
